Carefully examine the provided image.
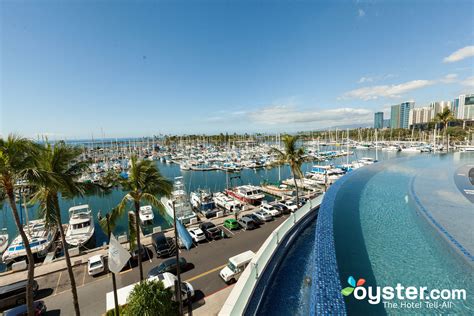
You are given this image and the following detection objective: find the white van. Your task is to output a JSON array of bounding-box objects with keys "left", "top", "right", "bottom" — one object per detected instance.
[{"left": 219, "top": 250, "right": 255, "bottom": 284}]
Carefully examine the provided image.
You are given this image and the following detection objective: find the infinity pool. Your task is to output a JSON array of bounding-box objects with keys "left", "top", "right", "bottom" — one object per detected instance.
[
  {"left": 334, "top": 153, "right": 474, "bottom": 314},
  {"left": 256, "top": 153, "right": 473, "bottom": 315}
]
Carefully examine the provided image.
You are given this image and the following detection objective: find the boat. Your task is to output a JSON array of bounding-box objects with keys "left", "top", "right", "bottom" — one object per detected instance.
[
  {"left": 382, "top": 145, "right": 401, "bottom": 152},
  {"left": 160, "top": 177, "right": 197, "bottom": 224},
  {"left": 65, "top": 204, "right": 95, "bottom": 247},
  {"left": 191, "top": 190, "right": 218, "bottom": 218},
  {"left": 400, "top": 146, "right": 421, "bottom": 153},
  {"left": 225, "top": 185, "right": 265, "bottom": 205},
  {"left": 139, "top": 205, "right": 154, "bottom": 225},
  {"left": 213, "top": 192, "right": 242, "bottom": 213},
  {"left": 2, "top": 219, "right": 57, "bottom": 263},
  {"left": 0, "top": 229, "right": 8, "bottom": 255}
]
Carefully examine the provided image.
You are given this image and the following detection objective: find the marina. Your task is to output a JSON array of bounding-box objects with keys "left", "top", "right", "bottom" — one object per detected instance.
[{"left": 1, "top": 138, "right": 471, "bottom": 273}]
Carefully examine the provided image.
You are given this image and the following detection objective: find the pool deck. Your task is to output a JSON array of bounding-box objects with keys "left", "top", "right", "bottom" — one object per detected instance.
[{"left": 411, "top": 160, "right": 474, "bottom": 265}]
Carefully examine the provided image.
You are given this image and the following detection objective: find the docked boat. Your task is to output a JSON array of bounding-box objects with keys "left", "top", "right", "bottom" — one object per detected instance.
[
  {"left": 190, "top": 189, "right": 215, "bottom": 211},
  {"left": 160, "top": 177, "right": 197, "bottom": 224},
  {"left": 0, "top": 229, "right": 8, "bottom": 255},
  {"left": 139, "top": 205, "right": 154, "bottom": 225},
  {"left": 225, "top": 185, "right": 265, "bottom": 205},
  {"left": 213, "top": 192, "right": 242, "bottom": 213},
  {"left": 2, "top": 219, "right": 57, "bottom": 263},
  {"left": 65, "top": 204, "right": 95, "bottom": 247},
  {"left": 400, "top": 146, "right": 421, "bottom": 153}
]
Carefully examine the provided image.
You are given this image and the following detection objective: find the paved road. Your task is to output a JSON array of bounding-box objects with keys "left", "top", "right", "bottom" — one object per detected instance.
[{"left": 35, "top": 215, "right": 289, "bottom": 315}]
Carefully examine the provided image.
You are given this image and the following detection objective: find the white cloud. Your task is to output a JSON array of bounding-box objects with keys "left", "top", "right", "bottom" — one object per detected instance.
[
  {"left": 443, "top": 46, "right": 474, "bottom": 63},
  {"left": 358, "top": 9, "right": 366, "bottom": 17},
  {"left": 341, "top": 79, "right": 435, "bottom": 101},
  {"left": 461, "top": 76, "right": 474, "bottom": 87},
  {"left": 439, "top": 73, "right": 458, "bottom": 83},
  {"left": 246, "top": 106, "right": 373, "bottom": 126},
  {"left": 358, "top": 76, "right": 373, "bottom": 84}
]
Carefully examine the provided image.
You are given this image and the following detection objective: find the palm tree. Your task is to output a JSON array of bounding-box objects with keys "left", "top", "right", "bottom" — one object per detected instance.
[
  {"left": 434, "top": 108, "right": 455, "bottom": 149},
  {"left": 107, "top": 155, "right": 172, "bottom": 281},
  {"left": 125, "top": 279, "right": 178, "bottom": 315},
  {"left": 271, "top": 135, "right": 305, "bottom": 207},
  {"left": 29, "top": 141, "right": 89, "bottom": 316},
  {"left": 0, "top": 135, "right": 39, "bottom": 316}
]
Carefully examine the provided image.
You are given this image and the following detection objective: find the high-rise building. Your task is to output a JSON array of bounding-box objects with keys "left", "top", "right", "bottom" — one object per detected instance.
[
  {"left": 383, "top": 119, "right": 391, "bottom": 128},
  {"left": 408, "top": 107, "right": 434, "bottom": 127},
  {"left": 429, "top": 101, "right": 452, "bottom": 116},
  {"left": 390, "top": 105, "right": 400, "bottom": 129},
  {"left": 452, "top": 98, "right": 459, "bottom": 117},
  {"left": 374, "top": 112, "right": 384, "bottom": 129},
  {"left": 391, "top": 101, "right": 414, "bottom": 129},
  {"left": 457, "top": 94, "right": 474, "bottom": 120},
  {"left": 400, "top": 101, "right": 414, "bottom": 129}
]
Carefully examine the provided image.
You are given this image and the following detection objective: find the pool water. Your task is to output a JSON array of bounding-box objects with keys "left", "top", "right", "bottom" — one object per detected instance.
[
  {"left": 334, "top": 154, "right": 474, "bottom": 314},
  {"left": 255, "top": 218, "right": 317, "bottom": 315}
]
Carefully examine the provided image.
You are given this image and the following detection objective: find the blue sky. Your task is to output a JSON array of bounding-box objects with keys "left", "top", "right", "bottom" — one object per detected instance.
[{"left": 1, "top": 0, "right": 473, "bottom": 139}]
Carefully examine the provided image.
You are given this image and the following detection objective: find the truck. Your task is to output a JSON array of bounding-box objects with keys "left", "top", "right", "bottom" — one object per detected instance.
[{"left": 219, "top": 250, "right": 255, "bottom": 284}]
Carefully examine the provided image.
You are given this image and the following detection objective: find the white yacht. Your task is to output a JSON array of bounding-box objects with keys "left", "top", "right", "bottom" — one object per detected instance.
[
  {"left": 2, "top": 219, "right": 57, "bottom": 263},
  {"left": 213, "top": 192, "right": 242, "bottom": 213},
  {"left": 160, "top": 177, "right": 197, "bottom": 224},
  {"left": 65, "top": 205, "right": 95, "bottom": 247},
  {"left": 0, "top": 229, "right": 9, "bottom": 255},
  {"left": 139, "top": 205, "right": 154, "bottom": 225}
]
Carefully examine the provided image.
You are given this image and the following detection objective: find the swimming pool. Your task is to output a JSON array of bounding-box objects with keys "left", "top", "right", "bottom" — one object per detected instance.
[
  {"left": 255, "top": 153, "right": 474, "bottom": 315},
  {"left": 333, "top": 153, "right": 474, "bottom": 314}
]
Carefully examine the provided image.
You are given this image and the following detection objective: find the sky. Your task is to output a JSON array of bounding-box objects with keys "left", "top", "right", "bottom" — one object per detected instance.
[{"left": 1, "top": 0, "right": 473, "bottom": 139}]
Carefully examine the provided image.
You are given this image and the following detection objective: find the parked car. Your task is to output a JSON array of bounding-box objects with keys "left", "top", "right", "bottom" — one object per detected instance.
[
  {"left": 283, "top": 200, "right": 298, "bottom": 212},
  {"left": 260, "top": 203, "right": 281, "bottom": 217},
  {"left": 2, "top": 300, "right": 46, "bottom": 316},
  {"left": 0, "top": 280, "right": 39, "bottom": 310},
  {"left": 201, "top": 208, "right": 218, "bottom": 218},
  {"left": 87, "top": 255, "right": 105, "bottom": 276},
  {"left": 273, "top": 203, "right": 290, "bottom": 215},
  {"left": 188, "top": 227, "right": 206, "bottom": 243},
  {"left": 238, "top": 216, "right": 258, "bottom": 230},
  {"left": 253, "top": 210, "right": 272, "bottom": 222},
  {"left": 247, "top": 213, "right": 264, "bottom": 225},
  {"left": 130, "top": 244, "right": 148, "bottom": 262},
  {"left": 148, "top": 272, "right": 194, "bottom": 303},
  {"left": 199, "top": 222, "right": 222, "bottom": 240},
  {"left": 223, "top": 218, "right": 239, "bottom": 230},
  {"left": 152, "top": 232, "right": 175, "bottom": 257},
  {"left": 147, "top": 257, "right": 188, "bottom": 277}
]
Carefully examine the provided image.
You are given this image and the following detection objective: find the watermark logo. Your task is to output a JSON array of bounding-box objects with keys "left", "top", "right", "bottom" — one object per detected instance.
[
  {"left": 341, "top": 276, "right": 365, "bottom": 297},
  {"left": 340, "top": 275, "right": 466, "bottom": 310}
]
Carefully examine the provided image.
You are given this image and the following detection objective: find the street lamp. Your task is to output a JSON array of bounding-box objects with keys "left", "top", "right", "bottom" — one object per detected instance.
[{"left": 172, "top": 200, "right": 183, "bottom": 316}]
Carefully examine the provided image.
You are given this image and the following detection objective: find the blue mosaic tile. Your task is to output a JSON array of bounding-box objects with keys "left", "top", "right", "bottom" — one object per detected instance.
[{"left": 309, "top": 172, "right": 360, "bottom": 315}]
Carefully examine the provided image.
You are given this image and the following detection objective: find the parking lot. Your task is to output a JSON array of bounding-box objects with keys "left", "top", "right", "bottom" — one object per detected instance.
[{"left": 32, "top": 212, "right": 293, "bottom": 315}]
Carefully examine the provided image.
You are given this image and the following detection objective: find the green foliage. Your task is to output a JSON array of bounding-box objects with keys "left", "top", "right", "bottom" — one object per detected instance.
[
  {"left": 271, "top": 135, "right": 304, "bottom": 179},
  {"left": 108, "top": 155, "right": 172, "bottom": 232},
  {"left": 124, "top": 279, "right": 178, "bottom": 316}
]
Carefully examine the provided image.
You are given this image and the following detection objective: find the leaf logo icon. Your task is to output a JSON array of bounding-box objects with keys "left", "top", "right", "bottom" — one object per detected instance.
[{"left": 341, "top": 276, "right": 366, "bottom": 296}]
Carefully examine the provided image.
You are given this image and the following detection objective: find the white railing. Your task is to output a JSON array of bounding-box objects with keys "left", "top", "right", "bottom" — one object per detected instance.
[{"left": 219, "top": 194, "right": 324, "bottom": 316}]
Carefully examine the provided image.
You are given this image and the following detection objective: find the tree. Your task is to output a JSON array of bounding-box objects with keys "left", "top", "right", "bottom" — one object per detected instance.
[
  {"left": 270, "top": 135, "right": 305, "bottom": 207},
  {"left": 107, "top": 155, "right": 172, "bottom": 281},
  {"left": 433, "top": 108, "right": 455, "bottom": 149},
  {"left": 0, "top": 135, "right": 39, "bottom": 316},
  {"left": 29, "top": 141, "right": 89, "bottom": 316},
  {"left": 124, "top": 279, "right": 178, "bottom": 316}
]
